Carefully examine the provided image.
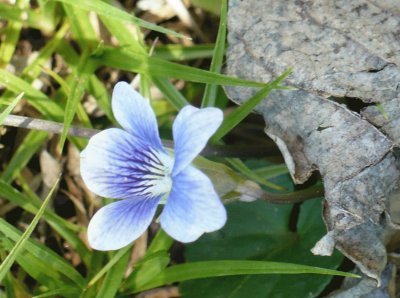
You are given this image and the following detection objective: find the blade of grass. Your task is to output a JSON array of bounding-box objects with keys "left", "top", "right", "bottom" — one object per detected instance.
[
  {"left": 53, "top": 0, "right": 189, "bottom": 39},
  {"left": 87, "top": 244, "right": 132, "bottom": 288},
  {"left": 95, "top": 247, "right": 131, "bottom": 298},
  {"left": 153, "top": 44, "right": 214, "bottom": 61},
  {"left": 226, "top": 158, "right": 285, "bottom": 191},
  {"left": 130, "top": 260, "right": 359, "bottom": 293},
  {"left": 0, "top": 217, "right": 85, "bottom": 289},
  {"left": 1, "top": 131, "right": 48, "bottom": 183},
  {"left": 0, "top": 69, "right": 64, "bottom": 120},
  {"left": 201, "top": 0, "right": 227, "bottom": 107},
  {"left": 95, "top": 47, "right": 266, "bottom": 87},
  {"left": 210, "top": 69, "right": 292, "bottom": 142},
  {"left": 59, "top": 54, "right": 94, "bottom": 151},
  {"left": 0, "top": 0, "right": 29, "bottom": 68},
  {"left": 0, "top": 93, "right": 23, "bottom": 124},
  {"left": 152, "top": 76, "right": 189, "bottom": 110},
  {"left": 0, "top": 176, "right": 60, "bottom": 283}
]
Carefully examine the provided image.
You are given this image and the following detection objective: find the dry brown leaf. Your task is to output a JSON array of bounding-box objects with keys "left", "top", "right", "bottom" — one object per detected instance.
[{"left": 225, "top": 0, "right": 400, "bottom": 285}]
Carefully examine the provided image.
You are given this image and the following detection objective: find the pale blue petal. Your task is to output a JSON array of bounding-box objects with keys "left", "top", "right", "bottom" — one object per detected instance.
[
  {"left": 88, "top": 197, "right": 160, "bottom": 250},
  {"left": 160, "top": 166, "right": 226, "bottom": 242},
  {"left": 172, "top": 106, "right": 223, "bottom": 176},
  {"left": 112, "top": 81, "right": 163, "bottom": 150},
  {"left": 81, "top": 128, "right": 168, "bottom": 199}
]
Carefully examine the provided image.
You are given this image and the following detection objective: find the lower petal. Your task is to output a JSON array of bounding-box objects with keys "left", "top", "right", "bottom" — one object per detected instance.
[
  {"left": 88, "top": 197, "right": 160, "bottom": 250},
  {"left": 160, "top": 166, "right": 226, "bottom": 242}
]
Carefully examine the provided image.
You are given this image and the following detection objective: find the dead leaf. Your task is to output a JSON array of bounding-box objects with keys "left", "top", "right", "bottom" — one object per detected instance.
[{"left": 224, "top": 0, "right": 400, "bottom": 284}]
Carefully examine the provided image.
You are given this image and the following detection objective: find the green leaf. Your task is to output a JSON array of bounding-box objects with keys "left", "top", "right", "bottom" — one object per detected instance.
[
  {"left": 95, "top": 247, "right": 131, "bottom": 298},
  {"left": 0, "top": 92, "right": 23, "bottom": 125},
  {"left": 53, "top": 0, "right": 189, "bottom": 39},
  {"left": 153, "top": 44, "right": 214, "bottom": 61},
  {"left": 211, "top": 69, "right": 292, "bottom": 142},
  {"left": 1, "top": 131, "right": 48, "bottom": 183},
  {"left": 132, "top": 258, "right": 356, "bottom": 293},
  {"left": 201, "top": 0, "right": 227, "bottom": 107},
  {"left": 93, "top": 47, "right": 266, "bottom": 87},
  {"left": 152, "top": 76, "right": 189, "bottom": 110},
  {"left": 0, "top": 69, "right": 64, "bottom": 120},
  {"left": 180, "top": 199, "right": 346, "bottom": 298},
  {"left": 59, "top": 55, "right": 93, "bottom": 150},
  {"left": 88, "top": 244, "right": 132, "bottom": 288},
  {"left": 0, "top": 218, "right": 85, "bottom": 289},
  {"left": 226, "top": 158, "right": 285, "bottom": 191},
  {"left": 0, "top": 177, "right": 60, "bottom": 282}
]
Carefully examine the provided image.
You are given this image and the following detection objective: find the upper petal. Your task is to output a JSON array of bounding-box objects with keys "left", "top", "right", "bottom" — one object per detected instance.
[
  {"left": 160, "top": 166, "right": 227, "bottom": 242},
  {"left": 112, "top": 81, "right": 163, "bottom": 150},
  {"left": 172, "top": 106, "right": 223, "bottom": 176},
  {"left": 81, "top": 128, "right": 172, "bottom": 199},
  {"left": 88, "top": 197, "right": 160, "bottom": 250}
]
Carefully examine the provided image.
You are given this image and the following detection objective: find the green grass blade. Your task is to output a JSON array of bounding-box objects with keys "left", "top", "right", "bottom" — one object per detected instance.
[
  {"left": 201, "top": 0, "right": 227, "bottom": 107},
  {"left": 62, "top": 3, "right": 97, "bottom": 48},
  {"left": 95, "top": 247, "right": 131, "bottom": 297},
  {"left": 152, "top": 76, "right": 189, "bottom": 110},
  {"left": 0, "top": 92, "right": 23, "bottom": 124},
  {"left": 226, "top": 158, "right": 285, "bottom": 191},
  {"left": 88, "top": 244, "right": 132, "bottom": 288},
  {"left": 1, "top": 131, "right": 48, "bottom": 183},
  {"left": 211, "top": 69, "right": 292, "bottom": 142},
  {"left": 59, "top": 56, "right": 93, "bottom": 151},
  {"left": 0, "top": 218, "right": 85, "bottom": 289},
  {"left": 95, "top": 47, "right": 266, "bottom": 87},
  {"left": 153, "top": 44, "right": 214, "bottom": 61},
  {"left": 53, "top": 0, "right": 189, "bottom": 39},
  {"left": 0, "top": 69, "right": 64, "bottom": 120},
  {"left": 0, "top": 176, "right": 60, "bottom": 283},
  {"left": 131, "top": 260, "right": 359, "bottom": 293}
]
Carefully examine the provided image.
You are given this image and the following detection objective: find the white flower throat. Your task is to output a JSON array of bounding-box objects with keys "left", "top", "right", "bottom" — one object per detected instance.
[{"left": 140, "top": 148, "right": 174, "bottom": 202}]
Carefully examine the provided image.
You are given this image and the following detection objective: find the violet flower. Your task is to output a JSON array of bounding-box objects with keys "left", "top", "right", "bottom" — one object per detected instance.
[{"left": 80, "top": 82, "right": 227, "bottom": 250}]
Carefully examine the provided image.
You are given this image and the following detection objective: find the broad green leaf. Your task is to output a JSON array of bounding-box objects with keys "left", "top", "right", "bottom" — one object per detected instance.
[
  {"left": 93, "top": 47, "right": 266, "bottom": 87},
  {"left": 211, "top": 69, "right": 291, "bottom": 142},
  {"left": 181, "top": 199, "right": 345, "bottom": 298},
  {"left": 0, "top": 177, "right": 60, "bottom": 282},
  {"left": 201, "top": 0, "right": 227, "bottom": 107},
  {"left": 0, "top": 93, "right": 23, "bottom": 125},
  {"left": 53, "top": 0, "right": 189, "bottom": 39}
]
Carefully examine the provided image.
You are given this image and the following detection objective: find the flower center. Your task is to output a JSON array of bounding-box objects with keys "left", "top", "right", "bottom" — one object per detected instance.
[{"left": 140, "top": 148, "right": 173, "bottom": 200}]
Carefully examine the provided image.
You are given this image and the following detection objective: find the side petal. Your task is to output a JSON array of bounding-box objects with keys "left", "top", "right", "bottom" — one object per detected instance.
[
  {"left": 172, "top": 105, "right": 223, "bottom": 176},
  {"left": 160, "top": 166, "right": 227, "bottom": 242},
  {"left": 81, "top": 128, "right": 170, "bottom": 199},
  {"left": 112, "top": 81, "right": 163, "bottom": 150},
  {"left": 88, "top": 197, "right": 160, "bottom": 250}
]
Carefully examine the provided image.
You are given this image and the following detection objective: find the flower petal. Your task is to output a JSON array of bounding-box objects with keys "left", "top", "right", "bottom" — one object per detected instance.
[
  {"left": 112, "top": 81, "right": 163, "bottom": 150},
  {"left": 81, "top": 128, "right": 172, "bottom": 199},
  {"left": 172, "top": 105, "right": 223, "bottom": 176},
  {"left": 160, "top": 166, "right": 226, "bottom": 242},
  {"left": 88, "top": 197, "right": 160, "bottom": 250}
]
